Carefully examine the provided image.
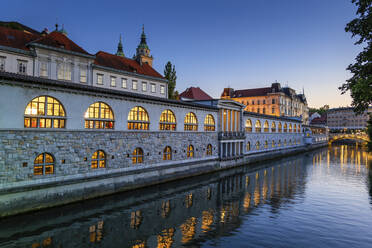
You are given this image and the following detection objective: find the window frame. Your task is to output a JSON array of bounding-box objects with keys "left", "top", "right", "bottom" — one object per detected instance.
[
  {"left": 187, "top": 145, "right": 194, "bottom": 158},
  {"left": 128, "top": 106, "right": 150, "bottom": 130},
  {"left": 84, "top": 102, "right": 115, "bottom": 129},
  {"left": 110, "top": 76, "right": 116, "bottom": 87},
  {"left": 204, "top": 114, "right": 215, "bottom": 131},
  {"left": 163, "top": 146, "right": 172, "bottom": 160},
  {"left": 91, "top": 150, "right": 106, "bottom": 169},
  {"left": 17, "top": 59, "right": 27, "bottom": 75},
  {"left": 97, "top": 74, "right": 104, "bottom": 85},
  {"left": 34, "top": 153, "right": 54, "bottom": 175},
  {"left": 159, "top": 109, "right": 176, "bottom": 131},
  {"left": 121, "top": 78, "right": 127, "bottom": 88},
  {"left": 184, "top": 112, "right": 198, "bottom": 131},
  {"left": 132, "top": 147, "right": 144, "bottom": 164},
  {"left": 132, "top": 80, "right": 138, "bottom": 90}
]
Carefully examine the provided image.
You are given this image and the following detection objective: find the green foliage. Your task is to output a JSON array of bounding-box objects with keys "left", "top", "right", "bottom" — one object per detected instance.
[
  {"left": 164, "top": 61, "right": 177, "bottom": 99},
  {"left": 367, "top": 113, "right": 372, "bottom": 151},
  {"left": 340, "top": 0, "right": 372, "bottom": 114},
  {"left": 309, "top": 105, "right": 329, "bottom": 115}
]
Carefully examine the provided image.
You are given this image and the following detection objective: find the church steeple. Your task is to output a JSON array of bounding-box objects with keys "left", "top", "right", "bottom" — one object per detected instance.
[
  {"left": 116, "top": 34, "right": 125, "bottom": 57},
  {"left": 134, "top": 25, "right": 153, "bottom": 66}
]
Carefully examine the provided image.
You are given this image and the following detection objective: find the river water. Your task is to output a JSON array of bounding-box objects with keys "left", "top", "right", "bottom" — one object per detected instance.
[{"left": 1, "top": 144, "right": 372, "bottom": 248}]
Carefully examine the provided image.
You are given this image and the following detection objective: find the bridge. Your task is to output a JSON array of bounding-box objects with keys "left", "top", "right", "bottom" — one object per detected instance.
[{"left": 328, "top": 133, "right": 369, "bottom": 144}]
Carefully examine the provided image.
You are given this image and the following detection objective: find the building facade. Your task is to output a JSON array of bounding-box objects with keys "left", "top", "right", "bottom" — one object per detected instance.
[
  {"left": 221, "top": 83, "right": 309, "bottom": 124},
  {"left": 326, "top": 107, "right": 372, "bottom": 131}
]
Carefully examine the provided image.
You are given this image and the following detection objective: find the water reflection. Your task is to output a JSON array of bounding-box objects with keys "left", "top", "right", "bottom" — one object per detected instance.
[{"left": 0, "top": 145, "right": 371, "bottom": 248}]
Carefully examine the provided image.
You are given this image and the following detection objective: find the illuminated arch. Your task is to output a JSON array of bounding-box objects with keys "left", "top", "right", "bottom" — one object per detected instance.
[
  {"left": 85, "top": 102, "right": 114, "bottom": 129},
  {"left": 128, "top": 106, "right": 149, "bottom": 130}
]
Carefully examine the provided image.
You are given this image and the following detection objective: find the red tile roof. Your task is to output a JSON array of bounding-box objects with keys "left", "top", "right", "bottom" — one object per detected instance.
[
  {"left": 94, "top": 51, "right": 164, "bottom": 79},
  {"left": 310, "top": 115, "right": 327, "bottom": 125},
  {"left": 231, "top": 87, "right": 272, "bottom": 97},
  {"left": 30, "top": 31, "right": 91, "bottom": 55},
  {"left": 179, "top": 87, "right": 213, "bottom": 100},
  {"left": 0, "top": 26, "right": 40, "bottom": 51}
]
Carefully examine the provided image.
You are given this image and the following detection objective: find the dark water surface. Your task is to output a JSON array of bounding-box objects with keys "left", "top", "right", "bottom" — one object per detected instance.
[{"left": 1, "top": 144, "right": 372, "bottom": 248}]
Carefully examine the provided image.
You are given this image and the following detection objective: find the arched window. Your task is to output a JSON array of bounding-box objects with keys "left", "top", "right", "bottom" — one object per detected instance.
[
  {"left": 34, "top": 153, "right": 54, "bottom": 175},
  {"left": 278, "top": 140, "right": 281, "bottom": 147},
  {"left": 84, "top": 102, "right": 114, "bottom": 129},
  {"left": 255, "top": 141, "right": 260, "bottom": 150},
  {"left": 204, "top": 115, "right": 215, "bottom": 131},
  {"left": 284, "top": 139, "right": 287, "bottom": 146},
  {"left": 91, "top": 150, "right": 106, "bottom": 169},
  {"left": 264, "top": 121, "right": 269, "bottom": 132},
  {"left": 25, "top": 96, "right": 66, "bottom": 128},
  {"left": 264, "top": 140, "right": 268, "bottom": 149},
  {"left": 246, "top": 141, "right": 251, "bottom": 151},
  {"left": 272, "top": 140, "right": 275, "bottom": 148},
  {"left": 298, "top": 125, "right": 301, "bottom": 133},
  {"left": 271, "top": 122, "right": 276, "bottom": 132},
  {"left": 289, "top": 124, "right": 292, "bottom": 133},
  {"left": 278, "top": 122, "right": 282, "bottom": 133},
  {"left": 159, "top": 109, "right": 176, "bottom": 131},
  {"left": 163, "top": 146, "right": 172, "bottom": 160},
  {"left": 289, "top": 139, "right": 292, "bottom": 146},
  {"left": 184, "top": 112, "right": 198, "bottom": 131},
  {"left": 245, "top": 119, "right": 252, "bottom": 132},
  {"left": 132, "top": 147, "right": 144, "bottom": 164},
  {"left": 206, "top": 144, "right": 212, "bottom": 156},
  {"left": 255, "top": 120, "right": 261, "bottom": 133},
  {"left": 283, "top": 123, "right": 288, "bottom": 133},
  {"left": 294, "top": 124, "right": 297, "bottom": 133},
  {"left": 128, "top": 106, "right": 149, "bottom": 130},
  {"left": 187, "top": 145, "right": 194, "bottom": 158}
]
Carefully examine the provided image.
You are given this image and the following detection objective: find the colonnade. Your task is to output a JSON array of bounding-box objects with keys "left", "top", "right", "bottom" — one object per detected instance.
[{"left": 220, "top": 141, "right": 244, "bottom": 158}]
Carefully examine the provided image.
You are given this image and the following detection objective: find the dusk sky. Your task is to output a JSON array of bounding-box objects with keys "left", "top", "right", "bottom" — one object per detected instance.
[{"left": 3, "top": 0, "right": 361, "bottom": 108}]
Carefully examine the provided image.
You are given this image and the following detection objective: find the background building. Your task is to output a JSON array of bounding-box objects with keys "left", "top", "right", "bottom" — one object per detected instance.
[
  {"left": 221, "top": 83, "right": 309, "bottom": 124},
  {"left": 326, "top": 107, "right": 372, "bottom": 131}
]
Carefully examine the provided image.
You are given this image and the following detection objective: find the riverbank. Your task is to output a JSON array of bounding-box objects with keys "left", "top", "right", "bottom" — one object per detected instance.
[{"left": 0, "top": 142, "right": 328, "bottom": 218}]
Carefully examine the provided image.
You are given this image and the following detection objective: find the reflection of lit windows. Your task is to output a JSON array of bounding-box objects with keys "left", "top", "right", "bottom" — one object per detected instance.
[
  {"left": 201, "top": 210, "right": 214, "bottom": 232},
  {"left": 131, "top": 240, "right": 145, "bottom": 248},
  {"left": 24, "top": 96, "right": 66, "bottom": 128},
  {"left": 32, "top": 237, "right": 53, "bottom": 248},
  {"left": 34, "top": 153, "right": 54, "bottom": 175},
  {"left": 131, "top": 210, "right": 142, "bottom": 229},
  {"left": 89, "top": 220, "right": 104, "bottom": 243},
  {"left": 161, "top": 200, "right": 171, "bottom": 218},
  {"left": 180, "top": 217, "right": 196, "bottom": 244},
  {"left": 185, "top": 193, "right": 193, "bottom": 208},
  {"left": 157, "top": 228, "right": 175, "bottom": 248},
  {"left": 243, "top": 192, "right": 251, "bottom": 211}
]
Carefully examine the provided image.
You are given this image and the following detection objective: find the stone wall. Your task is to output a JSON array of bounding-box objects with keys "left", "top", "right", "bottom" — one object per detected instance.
[
  {"left": 0, "top": 130, "right": 218, "bottom": 184},
  {"left": 244, "top": 132, "right": 303, "bottom": 153}
]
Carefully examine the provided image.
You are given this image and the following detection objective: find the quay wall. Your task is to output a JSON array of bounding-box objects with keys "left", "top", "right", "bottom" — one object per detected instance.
[{"left": 0, "top": 128, "right": 327, "bottom": 217}]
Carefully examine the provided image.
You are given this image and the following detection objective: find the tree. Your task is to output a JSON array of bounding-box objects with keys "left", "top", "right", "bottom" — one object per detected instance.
[
  {"left": 367, "top": 114, "right": 372, "bottom": 150},
  {"left": 164, "top": 61, "right": 177, "bottom": 99},
  {"left": 340, "top": 0, "right": 372, "bottom": 114}
]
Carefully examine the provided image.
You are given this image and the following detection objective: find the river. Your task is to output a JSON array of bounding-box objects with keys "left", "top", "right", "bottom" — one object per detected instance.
[{"left": 1, "top": 144, "right": 371, "bottom": 248}]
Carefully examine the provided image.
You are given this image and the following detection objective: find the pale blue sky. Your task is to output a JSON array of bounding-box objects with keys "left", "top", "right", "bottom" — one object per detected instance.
[{"left": 2, "top": 0, "right": 361, "bottom": 108}]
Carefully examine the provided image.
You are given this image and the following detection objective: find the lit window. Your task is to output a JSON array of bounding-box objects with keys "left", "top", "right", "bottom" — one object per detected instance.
[
  {"left": 34, "top": 153, "right": 54, "bottom": 175},
  {"left": 271, "top": 122, "right": 276, "bottom": 132},
  {"left": 204, "top": 114, "right": 215, "bottom": 131},
  {"left": 142, "top": 82, "right": 147, "bottom": 91},
  {"left": 57, "top": 61, "right": 71, "bottom": 80},
  {"left": 132, "top": 80, "right": 138, "bottom": 90},
  {"left": 298, "top": 125, "right": 301, "bottom": 133},
  {"left": 131, "top": 210, "right": 142, "bottom": 229},
  {"left": 0, "top": 56, "right": 5, "bottom": 71},
  {"left": 255, "top": 141, "right": 260, "bottom": 150},
  {"left": 40, "top": 61, "right": 48, "bottom": 77},
  {"left": 264, "top": 140, "right": 268, "bottom": 149},
  {"left": 160, "top": 85, "right": 165, "bottom": 94},
  {"left": 206, "top": 144, "right": 212, "bottom": 156},
  {"left": 159, "top": 109, "right": 176, "bottom": 131},
  {"left": 187, "top": 145, "right": 194, "bottom": 158},
  {"left": 91, "top": 150, "right": 106, "bottom": 169},
  {"left": 84, "top": 102, "right": 114, "bottom": 129},
  {"left": 132, "top": 147, "right": 144, "bottom": 164},
  {"left": 272, "top": 140, "right": 275, "bottom": 148},
  {"left": 163, "top": 146, "right": 172, "bottom": 160},
  {"left": 278, "top": 122, "right": 282, "bottom": 133},
  {"left": 110, "top": 76, "right": 116, "bottom": 87},
  {"left": 255, "top": 120, "right": 261, "bottom": 132},
  {"left": 128, "top": 106, "right": 150, "bottom": 130},
  {"left": 151, "top": 83, "right": 156, "bottom": 93},
  {"left": 18, "top": 60, "right": 27, "bottom": 74},
  {"left": 121, "top": 78, "right": 127, "bottom": 88},
  {"left": 284, "top": 123, "right": 288, "bottom": 133},
  {"left": 184, "top": 112, "right": 198, "bottom": 131},
  {"left": 289, "top": 124, "right": 292, "bottom": 133},
  {"left": 264, "top": 121, "right": 269, "bottom": 132},
  {"left": 246, "top": 141, "right": 250, "bottom": 151},
  {"left": 284, "top": 139, "right": 287, "bottom": 146},
  {"left": 24, "top": 96, "right": 66, "bottom": 128},
  {"left": 80, "top": 66, "right": 87, "bottom": 83},
  {"left": 97, "top": 74, "right": 103, "bottom": 85},
  {"left": 245, "top": 119, "right": 252, "bottom": 132},
  {"left": 278, "top": 140, "right": 281, "bottom": 147}
]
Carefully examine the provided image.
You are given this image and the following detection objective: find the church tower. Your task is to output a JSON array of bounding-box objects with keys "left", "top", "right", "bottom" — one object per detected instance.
[
  {"left": 116, "top": 34, "right": 125, "bottom": 57},
  {"left": 134, "top": 25, "right": 153, "bottom": 66}
]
